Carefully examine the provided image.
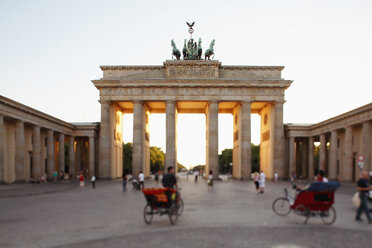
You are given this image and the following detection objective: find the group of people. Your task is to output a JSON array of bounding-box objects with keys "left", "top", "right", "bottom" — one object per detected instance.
[
  {"left": 253, "top": 170, "right": 266, "bottom": 193},
  {"left": 30, "top": 175, "right": 46, "bottom": 184}
]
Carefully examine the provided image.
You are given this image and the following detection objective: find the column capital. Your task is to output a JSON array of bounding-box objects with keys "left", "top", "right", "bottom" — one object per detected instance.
[
  {"left": 133, "top": 100, "right": 143, "bottom": 105},
  {"left": 241, "top": 100, "right": 251, "bottom": 105},
  {"left": 274, "top": 100, "right": 286, "bottom": 104},
  {"left": 208, "top": 100, "right": 219, "bottom": 105}
]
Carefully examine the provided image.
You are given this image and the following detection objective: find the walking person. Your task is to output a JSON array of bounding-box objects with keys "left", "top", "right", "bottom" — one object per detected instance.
[
  {"left": 194, "top": 170, "right": 199, "bottom": 182},
  {"left": 274, "top": 171, "right": 278, "bottom": 182},
  {"left": 155, "top": 171, "right": 159, "bottom": 185},
  {"left": 91, "top": 175, "right": 96, "bottom": 189},
  {"left": 79, "top": 171, "right": 84, "bottom": 187},
  {"left": 139, "top": 171, "right": 145, "bottom": 189},
  {"left": 254, "top": 172, "right": 260, "bottom": 192},
  {"left": 122, "top": 172, "right": 127, "bottom": 192},
  {"left": 208, "top": 170, "right": 214, "bottom": 190},
  {"left": 355, "top": 171, "right": 372, "bottom": 223},
  {"left": 60, "top": 170, "right": 64, "bottom": 183},
  {"left": 259, "top": 170, "right": 266, "bottom": 194}
]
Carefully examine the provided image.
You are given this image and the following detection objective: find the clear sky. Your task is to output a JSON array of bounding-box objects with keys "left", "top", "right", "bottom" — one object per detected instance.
[{"left": 1, "top": 0, "right": 372, "bottom": 168}]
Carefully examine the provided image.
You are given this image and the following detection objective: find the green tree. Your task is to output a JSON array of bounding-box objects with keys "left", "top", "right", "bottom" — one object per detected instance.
[
  {"left": 251, "top": 143, "right": 260, "bottom": 173},
  {"left": 177, "top": 162, "right": 187, "bottom": 172},
  {"left": 192, "top": 165, "right": 205, "bottom": 172},
  {"left": 219, "top": 148, "right": 232, "bottom": 174},
  {"left": 123, "top": 142, "right": 133, "bottom": 174},
  {"left": 150, "top": 146, "right": 165, "bottom": 173}
]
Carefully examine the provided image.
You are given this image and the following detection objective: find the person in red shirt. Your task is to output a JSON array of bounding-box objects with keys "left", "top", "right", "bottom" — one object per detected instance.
[{"left": 79, "top": 171, "right": 84, "bottom": 187}]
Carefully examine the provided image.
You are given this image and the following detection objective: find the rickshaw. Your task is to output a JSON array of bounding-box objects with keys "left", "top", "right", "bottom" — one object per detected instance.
[
  {"left": 272, "top": 182, "right": 340, "bottom": 225},
  {"left": 142, "top": 188, "right": 184, "bottom": 225}
]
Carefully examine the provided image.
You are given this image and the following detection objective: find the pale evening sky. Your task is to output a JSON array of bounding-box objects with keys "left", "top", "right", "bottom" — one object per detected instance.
[{"left": 1, "top": 1, "right": 372, "bottom": 168}]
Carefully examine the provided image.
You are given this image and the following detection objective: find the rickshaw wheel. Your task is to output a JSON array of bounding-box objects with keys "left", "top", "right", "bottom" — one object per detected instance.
[
  {"left": 168, "top": 203, "right": 179, "bottom": 225},
  {"left": 294, "top": 204, "right": 309, "bottom": 224},
  {"left": 143, "top": 204, "right": 153, "bottom": 224},
  {"left": 272, "top": 197, "right": 291, "bottom": 216},
  {"left": 177, "top": 198, "right": 184, "bottom": 216},
  {"left": 320, "top": 206, "right": 336, "bottom": 225}
]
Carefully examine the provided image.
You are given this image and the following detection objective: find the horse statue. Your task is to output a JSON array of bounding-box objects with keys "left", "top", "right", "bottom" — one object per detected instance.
[
  {"left": 171, "top": 39, "right": 181, "bottom": 60},
  {"left": 182, "top": 39, "right": 187, "bottom": 59},
  {"left": 204, "top": 39, "right": 215, "bottom": 60},
  {"left": 197, "top": 38, "right": 202, "bottom": 60}
]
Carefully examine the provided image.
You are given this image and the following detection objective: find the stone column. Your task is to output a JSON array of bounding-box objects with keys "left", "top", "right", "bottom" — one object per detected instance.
[
  {"left": 76, "top": 140, "right": 82, "bottom": 173},
  {"left": 362, "top": 122, "right": 371, "bottom": 172},
  {"left": 58, "top": 133, "right": 65, "bottom": 173},
  {"left": 99, "top": 101, "right": 111, "bottom": 178},
  {"left": 89, "top": 137, "right": 95, "bottom": 177},
  {"left": 301, "top": 141, "right": 308, "bottom": 179},
  {"left": 32, "top": 126, "right": 41, "bottom": 177},
  {"left": 319, "top": 134, "right": 326, "bottom": 171},
  {"left": 288, "top": 137, "right": 295, "bottom": 179},
  {"left": 273, "top": 102, "right": 284, "bottom": 178},
  {"left": 206, "top": 101, "right": 219, "bottom": 179},
  {"left": 15, "top": 120, "right": 25, "bottom": 181},
  {"left": 343, "top": 126, "right": 353, "bottom": 181},
  {"left": 295, "top": 141, "right": 301, "bottom": 176},
  {"left": 329, "top": 130, "right": 338, "bottom": 180},
  {"left": 133, "top": 101, "right": 144, "bottom": 179},
  {"left": 47, "top": 130, "right": 54, "bottom": 180},
  {"left": 166, "top": 101, "right": 177, "bottom": 169},
  {"left": 308, "top": 137, "right": 314, "bottom": 180},
  {"left": 240, "top": 101, "right": 251, "bottom": 179},
  {"left": 69, "top": 136, "right": 75, "bottom": 176},
  {"left": 0, "top": 116, "right": 4, "bottom": 182}
]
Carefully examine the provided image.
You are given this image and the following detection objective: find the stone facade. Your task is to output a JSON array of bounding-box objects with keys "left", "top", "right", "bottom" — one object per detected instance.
[
  {"left": 285, "top": 103, "right": 372, "bottom": 182},
  {"left": 0, "top": 96, "right": 99, "bottom": 184}
]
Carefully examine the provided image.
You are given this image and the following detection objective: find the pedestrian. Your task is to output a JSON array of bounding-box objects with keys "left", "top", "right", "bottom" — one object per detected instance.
[
  {"left": 274, "top": 171, "right": 278, "bottom": 182},
  {"left": 254, "top": 172, "right": 260, "bottom": 192},
  {"left": 139, "top": 171, "right": 145, "bottom": 189},
  {"left": 79, "top": 171, "right": 84, "bottom": 187},
  {"left": 208, "top": 170, "right": 214, "bottom": 190},
  {"left": 194, "top": 170, "right": 199, "bottom": 182},
  {"left": 91, "top": 175, "right": 96, "bottom": 189},
  {"left": 355, "top": 171, "right": 372, "bottom": 223},
  {"left": 317, "top": 170, "right": 329, "bottom": 182},
  {"left": 60, "top": 170, "right": 64, "bottom": 183},
  {"left": 52, "top": 170, "right": 58, "bottom": 183},
  {"left": 122, "top": 172, "right": 127, "bottom": 192},
  {"left": 259, "top": 170, "right": 266, "bottom": 194},
  {"left": 155, "top": 171, "right": 159, "bottom": 185},
  {"left": 291, "top": 171, "right": 296, "bottom": 182}
]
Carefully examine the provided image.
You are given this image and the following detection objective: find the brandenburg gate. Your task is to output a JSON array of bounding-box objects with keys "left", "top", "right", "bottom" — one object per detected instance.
[
  {"left": 92, "top": 59, "right": 292, "bottom": 180},
  {"left": 92, "top": 23, "right": 292, "bottom": 180}
]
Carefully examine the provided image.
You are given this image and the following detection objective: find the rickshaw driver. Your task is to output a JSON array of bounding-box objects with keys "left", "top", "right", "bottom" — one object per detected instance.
[
  {"left": 162, "top": 167, "right": 178, "bottom": 207},
  {"left": 162, "top": 166, "right": 178, "bottom": 189}
]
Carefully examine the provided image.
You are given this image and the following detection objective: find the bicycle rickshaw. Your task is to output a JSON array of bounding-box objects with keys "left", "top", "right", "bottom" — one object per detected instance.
[
  {"left": 142, "top": 188, "right": 184, "bottom": 225},
  {"left": 272, "top": 182, "right": 340, "bottom": 225}
]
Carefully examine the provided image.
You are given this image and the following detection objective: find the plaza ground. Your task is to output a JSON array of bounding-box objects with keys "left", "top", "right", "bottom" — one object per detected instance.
[{"left": 0, "top": 176, "right": 371, "bottom": 248}]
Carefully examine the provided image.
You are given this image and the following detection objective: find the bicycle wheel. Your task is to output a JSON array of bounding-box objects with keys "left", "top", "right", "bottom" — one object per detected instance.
[
  {"left": 293, "top": 204, "right": 309, "bottom": 224},
  {"left": 320, "top": 206, "right": 336, "bottom": 225},
  {"left": 177, "top": 198, "right": 184, "bottom": 216},
  {"left": 143, "top": 204, "right": 153, "bottom": 224},
  {"left": 272, "top": 197, "right": 291, "bottom": 216},
  {"left": 168, "top": 204, "right": 179, "bottom": 225}
]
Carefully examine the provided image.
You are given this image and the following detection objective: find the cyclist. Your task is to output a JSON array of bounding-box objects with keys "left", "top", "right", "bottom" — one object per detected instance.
[
  {"left": 162, "top": 166, "right": 178, "bottom": 207},
  {"left": 162, "top": 166, "right": 178, "bottom": 189}
]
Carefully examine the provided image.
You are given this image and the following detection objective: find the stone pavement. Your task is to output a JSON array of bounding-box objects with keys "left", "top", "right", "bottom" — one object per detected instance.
[{"left": 0, "top": 177, "right": 371, "bottom": 248}]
